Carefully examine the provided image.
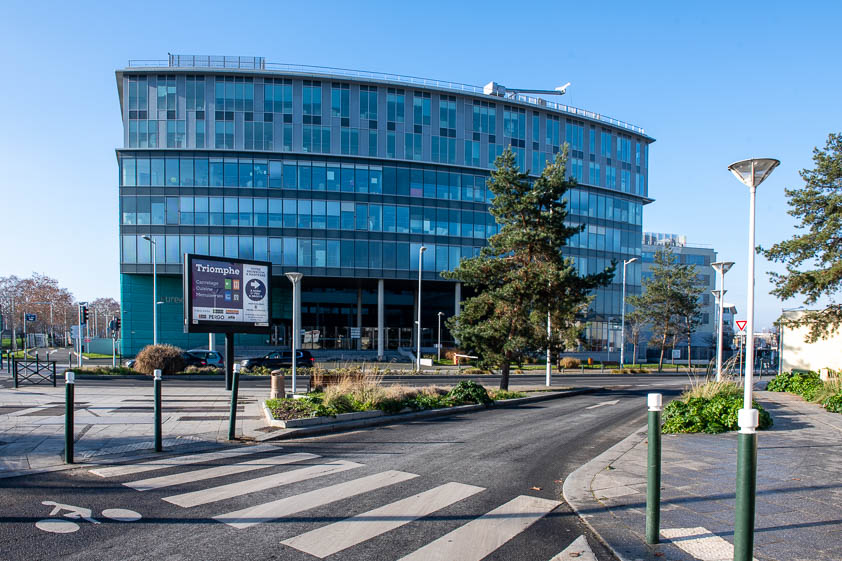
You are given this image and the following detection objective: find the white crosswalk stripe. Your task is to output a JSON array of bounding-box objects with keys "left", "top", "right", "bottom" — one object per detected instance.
[
  {"left": 163, "top": 459, "right": 363, "bottom": 508},
  {"left": 93, "top": 446, "right": 565, "bottom": 560},
  {"left": 89, "top": 444, "right": 279, "bottom": 478},
  {"left": 214, "top": 470, "right": 419, "bottom": 529},
  {"left": 124, "top": 452, "right": 319, "bottom": 491},
  {"left": 396, "top": 494, "right": 561, "bottom": 561},
  {"left": 282, "top": 482, "right": 485, "bottom": 558}
]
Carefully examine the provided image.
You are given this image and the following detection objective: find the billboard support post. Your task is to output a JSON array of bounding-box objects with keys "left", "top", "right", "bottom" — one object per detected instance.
[{"left": 225, "top": 333, "right": 234, "bottom": 391}]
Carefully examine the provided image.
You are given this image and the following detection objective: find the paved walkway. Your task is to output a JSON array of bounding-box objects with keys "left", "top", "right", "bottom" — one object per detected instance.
[
  {"left": 564, "top": 391, "right": 842, "bottom": 561},
  {"left": 0, "top": 369, "right": 271, "bottom": 478}
]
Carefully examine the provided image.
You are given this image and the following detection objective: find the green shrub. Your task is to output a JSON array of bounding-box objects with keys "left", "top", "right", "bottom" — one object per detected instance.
[
  {"left": 662, "top": 394, "right": 772, "bottom": 434},
  {"left": 822, "top": 393, "right": 842, "bottom": 413},
  {"left": 407, "top": 393, "right": 453, "bottom": 411},
  {"left": 447, "top": 380, "right": 492, "bottom": 406},
  {"left": 323, "top": 392, "right": 357, "bottom": 414},
  {"left": 134, "top": 344, "right": 185, "bottom": 375},
  {"left": 767, "top": 371, "right": 822, "bottom": 397}
]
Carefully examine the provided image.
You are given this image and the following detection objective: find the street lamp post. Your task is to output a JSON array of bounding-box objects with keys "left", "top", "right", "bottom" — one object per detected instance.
[
  {"left": 285, "top": 272, "right": 303, "bottom": 395},
  {"left": 711, "top": 261, "right": 734, "bottom": 382},
  {"left": 436, "top": 312, "right": 444, "bottom": 362},
  {"left": 416, "top": 246, "right": 427, "bottom": 372},
  {"left": 142, "top": 235, "right": 158, "bottom": 345},
  {"left": 620, "top": 257, "right": 639, "bottom": 367},
  {"left": 727, "top": 157, "right": 779, "bottom": 561}
]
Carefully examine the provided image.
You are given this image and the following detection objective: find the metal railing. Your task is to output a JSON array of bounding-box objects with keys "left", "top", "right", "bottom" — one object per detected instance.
[{"left": 125, "top": 56, "right": 645, "bottom": 134}]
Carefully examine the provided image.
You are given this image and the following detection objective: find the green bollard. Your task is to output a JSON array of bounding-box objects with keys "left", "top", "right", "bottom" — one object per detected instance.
[
  {"left": 228, "top": 363, "right": 241, "bottom": 440},
  {"left": 154, "top": 369, "right": 162, "bottom": 452},
  {"left": 646, "top": 392, "right": 662, "bottom": 544},
  {"left": 734, "top": 408, "right": 759, "bottom": 561},
  {"left": 65, "top": 371, "right": 75, "bottom": 464}
]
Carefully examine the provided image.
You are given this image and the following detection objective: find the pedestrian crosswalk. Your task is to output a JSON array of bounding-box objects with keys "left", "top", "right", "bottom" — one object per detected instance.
[{"left": 90, "top": 444, "right": 570, "bottom": 560}]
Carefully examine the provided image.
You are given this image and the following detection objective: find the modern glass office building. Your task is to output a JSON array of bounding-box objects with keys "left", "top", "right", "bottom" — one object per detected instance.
[{"left": 117, "top": 55, "right": 653, "bottom": 357}]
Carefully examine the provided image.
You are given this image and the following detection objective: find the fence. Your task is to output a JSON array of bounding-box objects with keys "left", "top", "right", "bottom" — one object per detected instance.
[{"left": 13, "top": 357, "right": 57, "bottom": 388}]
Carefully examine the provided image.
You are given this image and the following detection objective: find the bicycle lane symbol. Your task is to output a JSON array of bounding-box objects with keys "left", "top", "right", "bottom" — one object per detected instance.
[{"left": 35, "top": 501, "right": 142, "bottom": 534}]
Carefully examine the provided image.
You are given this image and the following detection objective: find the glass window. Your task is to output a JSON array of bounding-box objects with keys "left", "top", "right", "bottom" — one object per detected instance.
[
  {"left": 194, "top": 235, "right": 208, "bottom": 256},
  {"left": 383, "top": 204, "right": 396, "bottom": 233},
  {"left": 166, "top": 235, "right": 180, "bottom": 263},
  {"left": 137, "top": 236, "right": 151, "bottom": 263},
  {"left": 239, "top": 236, "right": 253, "bottom": 259},
  {"left": 122, "top": 196, "right": 136, "bottom": 225},
  {"left": 327, "top": 240, "right": 340, "bottom": 267},
  {"left": 355, "top": 167, "right": 368, "bottom": 194},
  {"left": 210, "top": 235, "right": 223, "bottom": 257},
  {"left": 224, "top": 197, "right": 238, "bottom": 226},
  {"left": 268, "top": 199, "right": 282, "bottom": 227},
  {"left": 224, "top": 236, "right": 238, "bottom": 258},
  {"left": 122, "top": 158, "right": 136, "bottom": 186},
  {"left": 122, "top": 235, "right": 136, "bottom": 263},
  {"left": 210, "top": 159, "right": 224, "bottom": 186},
  {"left": 410, "top": 169, "right": 423, "bottom": 197},
  {"left": 326, "top": 201, "right": 340, "bottom": 229},
  {"left": 397, "top": 242, "right": 409, "bottom": 270},
  {"left": 297, "top": 199, "right": 311, "bottom": 228},
  {"left": 150, "top": 197, "right": 165, "bottom": 224},
  {"left": 340, "top": 240, "right": 354, "bottom": 268},
  {"left": 369, "top": 240, "right": 382, "bottom": 269},
  {"left": 136, "top": 158, "right": 150, "bottom": 186},
  {"left": 253, "top": 197, "right": 267, "bottom": 227},
  {"left": 238, "top": 197, "right": 253, "bottom": 226},
  {"left": 194, "top": 197, "right": 208, "bottom": 225},
  {"left": 254, "top": 236, "right": 268, "bottom": 261},
  {"left": 269, "top": 161, "right": 282, "bottom": 188},
  {"left": 150, "top": 158, "right": 164, "bottom": 185},
  {"left": 224, "top": 160, "right": 238, "bottom": 186},
  {"left": 166, "top": 197, "right": 178, "bottom": 225},
  {"left": 312, "top": 239, "right": 327, "bottom": 267},
  {"left": 298, "top": 164, "right": 311, "bottom": 190},
  {"left": 355, "top": 203, "right": 368, "bottom": 230},
  {"left": 341, "top": 166, "right": 355, "bottom": 192},
  {"left": 239, "top": 161, "right": 253, "bottom": 187},
  {"left": 368, "top": 204, "right": 382, "bottom": 231},
  {"left": 355, "top": 240, "right": 368, "bottom": 268},
  {"left": 326, "top": 165, "right": 340, "bottom": 191},
  {"left": 396, "top": 167, "right": 410, "bottom": 196},
  {"left": 269, "top": 237, "right": 282, "bottom": 264},
  {"left": 341, "top": 201, "right": 355, "bottom": 230},
  {"left": 312, "top": 165, "right": 326, "bottom": 191},
  {"left": 283, "top": 199, "right": 296, "bottom": 228},
  {"left": 311, "top": 200, "right": 326, "bottom": 229},
  {"left": 396, "top": 206, "right": 409, "bottom": 233},
  {"left": 283, "top": 237, "right": 296, "bottom": 266},
  {"left": 383, "top": 241, "right": 396, "bottom": 269}
]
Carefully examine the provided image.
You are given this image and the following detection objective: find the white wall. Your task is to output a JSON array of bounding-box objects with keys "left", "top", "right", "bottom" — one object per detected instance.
[{"left": 780, "top": 311, "right": 842, "bottom": 372}]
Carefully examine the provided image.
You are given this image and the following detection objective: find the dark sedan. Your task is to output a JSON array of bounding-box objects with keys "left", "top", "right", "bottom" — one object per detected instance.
[{"left": 240, "top": 350, "right": 315, "bottom": 371}]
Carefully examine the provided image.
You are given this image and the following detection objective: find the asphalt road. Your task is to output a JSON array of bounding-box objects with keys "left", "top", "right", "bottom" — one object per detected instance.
[{"left": 0, "top": 385, "right": 685, "bottom": 561}]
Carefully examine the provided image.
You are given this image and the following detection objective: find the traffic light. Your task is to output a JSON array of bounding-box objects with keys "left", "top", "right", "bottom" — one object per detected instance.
[
  {"left": 81, "top": 306, "right": 89, "bottom": 325},
  {"left": 116, "top": 317, "right": 121, "bottom": 331}
]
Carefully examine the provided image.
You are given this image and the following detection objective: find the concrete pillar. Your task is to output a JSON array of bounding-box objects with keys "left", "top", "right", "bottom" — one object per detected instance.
[
  {"left": 377, "top": 279, "right": 385, "bottom": 360},
  {"left": 412, "top": 288, "right": 418, "bottom": 348},
  {"left": 454, "top": 282, "right": 462, "bottom": 346},
  {"left": 356, "top": 286, "right": 363, "bottom": 351},
  {"left": 454, "top": 282, "right": 462, "bottom": 316}
]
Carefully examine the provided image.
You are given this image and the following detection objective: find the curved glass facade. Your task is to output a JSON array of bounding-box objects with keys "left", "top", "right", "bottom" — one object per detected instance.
[{"left": 117, "top": 61, "right": 652, "bottom": 356}]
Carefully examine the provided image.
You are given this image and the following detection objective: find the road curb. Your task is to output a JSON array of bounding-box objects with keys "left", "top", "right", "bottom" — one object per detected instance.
[
  {"left": 562, "top": 425, "right": 650, "bottom": 561},
  {"left": 256, "top": 388, "right": 598, "bottom": 441}
]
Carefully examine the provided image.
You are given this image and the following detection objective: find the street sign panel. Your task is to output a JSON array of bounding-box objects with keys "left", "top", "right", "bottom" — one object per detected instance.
[
  {"left": 25, "top": 314, "right": 37, "bottom": 322},
  {"left": 736, "top": 320, "right": 747, "bottom": 332},
  {"left": 350, "top": 327, "right": 361, "bottom": 338}
]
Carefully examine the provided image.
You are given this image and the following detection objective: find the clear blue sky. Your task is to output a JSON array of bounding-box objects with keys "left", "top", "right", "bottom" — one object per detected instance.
[{"left": 2, "top": 0, "right": 839, "bottom": 330}]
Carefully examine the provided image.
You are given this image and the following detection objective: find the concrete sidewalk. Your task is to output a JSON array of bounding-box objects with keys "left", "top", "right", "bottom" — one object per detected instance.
[
  {"left": 0, "top": 372, "right": 271, "bottom": 478},
  {"left": 564, "top": 391, "right": 842, "bottom": 561}
]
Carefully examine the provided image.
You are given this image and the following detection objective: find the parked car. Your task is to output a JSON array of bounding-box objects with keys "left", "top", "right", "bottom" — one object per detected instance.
[
  {"left": 124, "top": 359, "right": 136, "bottom": 368},
  {"left": 240, "top": 350, "right": 315, "bottom": 371},
  {"left": 185, "top": 349, "right": 224, "bottom": 368}
]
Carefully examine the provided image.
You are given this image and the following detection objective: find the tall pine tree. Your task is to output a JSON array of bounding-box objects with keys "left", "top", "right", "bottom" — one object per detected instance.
[
  {"left": 443, "top": 147, "right": 613, "bottom": 389},
  {"left": 761, "top": 133, "right": 842, "bottom": 341}
]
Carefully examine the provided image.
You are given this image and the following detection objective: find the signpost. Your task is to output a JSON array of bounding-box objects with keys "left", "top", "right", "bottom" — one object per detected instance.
[
  {"left": 183, "top": 254, "right": 271, "bottom": 391},
  {"left": 736, "top": 320, "right": 747, "bottom": 380}
]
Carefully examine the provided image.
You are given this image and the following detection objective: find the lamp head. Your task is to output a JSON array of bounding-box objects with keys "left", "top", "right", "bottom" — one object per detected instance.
[
  {"left": 285, "top": 272, "right": 303, "bottom": 284},
  {"left": 142, "top": 235, "right": 153, "bottom": 242},
  {"left": 420, "top": 246, "right": 427, "bottom": 253},
  {"left": 711, "top": 261, "right": 734, "bottom": 275},
  {"left": 727, "top": 158, "right": 780, "bottom": 188},
  {"left": 624, "top": 257, "right": 638, "bottom": 265}
]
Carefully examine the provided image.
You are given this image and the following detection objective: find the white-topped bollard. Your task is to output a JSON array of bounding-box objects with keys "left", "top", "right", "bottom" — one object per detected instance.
[
  {"left": 646, "top": 392, "right": 663, "bottom": 544},
  {"left": 738, "top": 408, "right": 759, "bottom": 434},
  {"left": 228, "top": 363, "right": 241, "bottom": 440},
  {"left": 65, "top": 371, "right": 76, "bottom": 464},
  {"left": 153, "top": 369, "right": 162, "bottom": 452}
]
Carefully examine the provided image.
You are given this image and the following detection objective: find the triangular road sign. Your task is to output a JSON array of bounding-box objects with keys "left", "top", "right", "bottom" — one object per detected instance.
[{"left": 736, "top": 320, "right": 747, "bottom": 332}]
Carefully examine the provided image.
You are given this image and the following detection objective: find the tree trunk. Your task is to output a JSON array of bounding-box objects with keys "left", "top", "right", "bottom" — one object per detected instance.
[
  {"left": 632, "top": 342, "right": 638, "bottom": 366},
  {"left": 658, "top": 332, "right": 667, "bottom": 373},
  {"left": 500, "top": 362, "right": 510, "bottom": 390},
  {"left": 688, "top": 338, "right": 693, "bottom": 374}
]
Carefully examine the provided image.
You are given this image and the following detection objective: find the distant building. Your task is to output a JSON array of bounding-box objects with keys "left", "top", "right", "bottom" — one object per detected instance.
[
  {"left": 779, "top": 310, "right": 839, "bottom": 373},
  {"left": 638, "top": 232, "right": 717, "bottom": 363}
]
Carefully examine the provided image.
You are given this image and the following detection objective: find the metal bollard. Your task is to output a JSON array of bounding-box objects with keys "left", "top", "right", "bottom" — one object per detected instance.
[
  {"left": 228, "top": 363, "right": 241, "bottom": 440},
  {"left": 153, "top": 369, "right": 162, "bottom": 452},
  {"left": 65, "top": 371, "right": 75, "bottom": 464},
  {"left": 646, "top": 392, "right": 663, "bottom": 544},
  {"left": 270, "top": 370, "right": 285, "bottom": 399}
]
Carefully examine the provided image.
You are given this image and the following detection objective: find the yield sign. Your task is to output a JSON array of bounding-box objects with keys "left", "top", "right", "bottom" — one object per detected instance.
[{"left": 736, "top": 320, "right": 747, "bottom": 332}]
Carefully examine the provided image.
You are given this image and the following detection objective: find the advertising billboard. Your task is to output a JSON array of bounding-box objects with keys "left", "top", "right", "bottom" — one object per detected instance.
[{"left": 183, "top": 254, "right": 272, "bottom": 334}]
